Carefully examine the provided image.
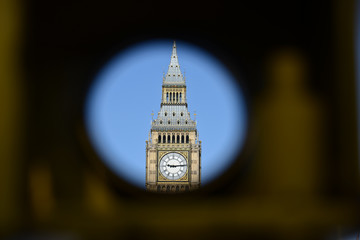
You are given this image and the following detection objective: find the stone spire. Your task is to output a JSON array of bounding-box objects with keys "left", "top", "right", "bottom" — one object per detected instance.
[
  {"left": 163, "top": 41, "right": 185, "bottom": 85},
  {"left": 151, "top": 41, "right": 196, "bottom": 131}
]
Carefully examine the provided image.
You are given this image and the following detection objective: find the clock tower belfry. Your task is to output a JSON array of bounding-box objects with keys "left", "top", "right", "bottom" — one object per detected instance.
[{"left": 146, "top": 41, "right": 201, "bottom": 192}]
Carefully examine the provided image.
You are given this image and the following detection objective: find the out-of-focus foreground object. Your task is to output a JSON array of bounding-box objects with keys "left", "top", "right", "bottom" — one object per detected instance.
[
  {"left": 0, "top": 0, "right": 359, "bottom": 239},
  {"left": 0, "top": 0, "right": 23, "bottom": 236}
]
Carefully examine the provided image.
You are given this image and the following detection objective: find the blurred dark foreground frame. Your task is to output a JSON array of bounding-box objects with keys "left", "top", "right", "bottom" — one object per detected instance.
[{"left": 0, "top": 0, "right": 359, "bottom": 239}]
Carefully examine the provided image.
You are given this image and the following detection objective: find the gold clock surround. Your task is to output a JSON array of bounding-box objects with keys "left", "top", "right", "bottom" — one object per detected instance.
[{"left": 157, "top": 151, "right": 189, "bottom": 182}]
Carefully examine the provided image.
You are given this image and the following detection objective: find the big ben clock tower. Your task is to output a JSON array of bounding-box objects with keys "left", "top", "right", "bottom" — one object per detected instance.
[{"left": 146, "top": 41, "right": 201, "bottom": 192}]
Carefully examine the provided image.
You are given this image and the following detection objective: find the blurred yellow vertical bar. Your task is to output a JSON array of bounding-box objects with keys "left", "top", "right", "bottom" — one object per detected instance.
[
  {"left": 0, "top": 0, "right": 23, "bottom": 233},
  {"left": 29, "top": 164, "right": 55, "bottom": 221},
  {"left": 254, "top": 49, "right": 323, "bottom": 196},
  {"left": 84, "top": 171, "right": 115, "bottom": 216}
]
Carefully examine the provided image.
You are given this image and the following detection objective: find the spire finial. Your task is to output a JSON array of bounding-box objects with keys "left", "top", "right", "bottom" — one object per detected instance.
[{"left": 171, "top": 40, "right": 177, "bottom": 57}]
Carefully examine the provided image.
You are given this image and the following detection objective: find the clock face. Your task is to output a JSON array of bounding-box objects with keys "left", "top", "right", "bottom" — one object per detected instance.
[{"left": 159, "top": 152, "right": 187, "bottom": 180}]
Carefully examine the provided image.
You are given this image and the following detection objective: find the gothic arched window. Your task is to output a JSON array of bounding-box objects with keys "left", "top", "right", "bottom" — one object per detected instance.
[
  {"left": 167, "top": 135, "right": 170, "bottom": 143},
  {"left": 181, "top": 135, "right": 184, "bottom": 143},
  {"left": 177, "top": 135, "right": 180, "bottom": 143},
  {"left": 172, "top": 135, "right": 175, "bottom": 143},
  {"left": 163, "top": 135, "right": 166, "bottom": 143},
  {"left": 180, "top": 93, "right": 182, "bottom": 103},
  {"left": 158, "top": 135, "right": 161, "bottom": 143},
  {"left": 186, "top": 135, "right": 189, "bottom": 143},
  {"left": 166, "top": 93, "right": 169, "bottom": 102}
]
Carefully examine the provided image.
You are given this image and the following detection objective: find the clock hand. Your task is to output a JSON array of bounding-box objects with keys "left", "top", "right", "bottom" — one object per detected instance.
[
  {"left": 167, "top": 164, "right": 187, "bottom": 168},
  {"left": 167, "top": 164, "right": 177, "bottom": 168}
]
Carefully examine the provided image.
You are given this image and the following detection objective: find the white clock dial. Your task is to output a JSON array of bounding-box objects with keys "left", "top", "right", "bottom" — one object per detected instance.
[{"left": 159, "top": 152, "right": 187, "bottom": 180}]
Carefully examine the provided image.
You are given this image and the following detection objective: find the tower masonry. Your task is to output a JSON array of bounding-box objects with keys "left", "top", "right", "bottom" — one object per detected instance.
[{"left": 146, "top": 41, "right": 201, "bottom": 192}]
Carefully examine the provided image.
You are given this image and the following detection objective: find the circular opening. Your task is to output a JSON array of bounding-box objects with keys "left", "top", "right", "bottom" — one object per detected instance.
[{"left": 85, "top": 39, "right": 248, "bottom": 190}]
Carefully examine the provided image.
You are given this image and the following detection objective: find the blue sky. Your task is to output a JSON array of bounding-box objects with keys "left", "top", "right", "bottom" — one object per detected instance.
[{"left": 85, "top": 40, "right": 248, "bottom": 189}]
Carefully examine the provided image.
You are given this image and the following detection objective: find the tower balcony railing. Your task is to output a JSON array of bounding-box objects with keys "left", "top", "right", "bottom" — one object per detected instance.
[{"left": 151, "top": 125, "right": 196, "bottom": 131}]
